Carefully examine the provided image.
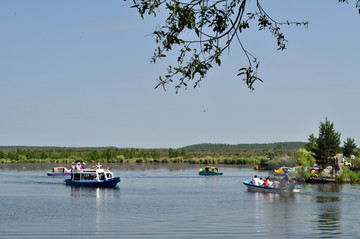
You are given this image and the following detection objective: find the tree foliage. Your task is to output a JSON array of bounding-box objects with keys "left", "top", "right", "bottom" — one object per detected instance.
[
  {"left": 127, "top": 0, "right": 360, "bottom": 92},
  {"left": 343, "top": 137, "right": 357, "bottom": 157},
  {"left": 182, "top": 142, "right": 305, "bottom": 150},
  {"left": 307, "top": 118, "right": 341, "bottom": 166},
  {"left": 267, "top": 144, "right": 284, "bottom": 160},
  {"left": 304, "top": 133, "right": 317, "bottom": 153},
  {"left": 293, "top": 148, "right": 316, "bottom": 167}
]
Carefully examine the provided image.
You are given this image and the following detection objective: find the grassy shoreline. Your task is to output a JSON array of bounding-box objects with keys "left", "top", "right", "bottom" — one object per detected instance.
[{"left": 0, "top": 155, "right": 267, "bottom": 165}]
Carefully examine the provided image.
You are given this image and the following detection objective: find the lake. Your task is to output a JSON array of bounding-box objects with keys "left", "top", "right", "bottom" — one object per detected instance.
[{"left": 1, "top": 163, "right": 360, "bottom": 238}]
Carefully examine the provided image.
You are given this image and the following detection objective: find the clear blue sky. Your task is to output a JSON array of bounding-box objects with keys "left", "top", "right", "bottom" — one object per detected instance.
[{"left": 0, "top": 0, "right": 359, "bottom": 148}]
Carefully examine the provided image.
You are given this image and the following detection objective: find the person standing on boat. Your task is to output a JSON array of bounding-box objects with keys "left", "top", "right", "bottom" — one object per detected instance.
[
  {"left": 71, "top": 162, "right": 76, "bottom": 172},
  {"left": 283, "top": 172, "right": 290, "bottom": 183},
  {"left": 76, "top": 162, "right": 82, "bottom": 171},
  {"left": 280, "top": 172, "right": 290, "bottom": 188},
  {"left": 81, "top": 162, "right": 86, "bottom": 169}
]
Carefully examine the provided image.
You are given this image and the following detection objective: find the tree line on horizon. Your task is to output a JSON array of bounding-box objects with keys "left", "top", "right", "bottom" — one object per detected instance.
[
  {"left": 182, "top": 142, "right": 307, "bottom": 151},
  {"left": 0, "top": 141, "right": 307, "bottom": 152},
  {"left": 0, "top": 144, "right": 288, "bottom": 164},
  {"left": 1, "top": 121, "right": 358, "bottom": 168},
  {"left": 0, "top": 146, "right": 267, "bottom": 165}
]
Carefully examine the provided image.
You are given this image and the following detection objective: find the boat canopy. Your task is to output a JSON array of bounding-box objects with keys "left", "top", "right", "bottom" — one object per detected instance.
[
  {"left": 70, "top": 167, "right": 114, "bottom": 182},
  {"left": 52, "top": 167, "right": 69, "bottom": 174},
  {"left": 202, "top": 166, "right": 219, "bottom": 173}
]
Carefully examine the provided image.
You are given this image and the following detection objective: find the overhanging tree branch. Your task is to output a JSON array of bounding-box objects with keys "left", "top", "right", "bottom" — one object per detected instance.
[{"left": 125, "top": 0, "right": 359, "bottom": 92}]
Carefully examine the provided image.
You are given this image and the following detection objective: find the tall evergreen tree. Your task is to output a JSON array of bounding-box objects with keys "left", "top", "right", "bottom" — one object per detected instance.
[
  {"left": 305, "top": 133, "right": 318, "bottom": 153},
  {"left": 343, "top": 137, "right": 357, "bottom": 157},
  {"left": 314, "top": 118, "right": 341, "bottom": 166}
]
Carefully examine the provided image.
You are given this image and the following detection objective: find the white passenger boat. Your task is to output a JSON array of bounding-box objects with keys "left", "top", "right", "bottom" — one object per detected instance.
[{"left": 65, "top": 163, "right": 120, "bottom": 188}]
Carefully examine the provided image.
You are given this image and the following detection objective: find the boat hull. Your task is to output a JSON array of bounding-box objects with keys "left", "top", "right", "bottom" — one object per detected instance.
[
  {"left": 199, "top": 172, "right": 223, "bottom": 176},
  {"left": 47, "top": 173, "right": 71, "bottom": 176},
  {"left": 243, "top": 180, "right": 300, "bottom": 193},
  {"left": 243, "top": 181, "right": 281, "bottom": 193},
  {"left": 65, "top": 177, "right": 120, "bottom": 188}
]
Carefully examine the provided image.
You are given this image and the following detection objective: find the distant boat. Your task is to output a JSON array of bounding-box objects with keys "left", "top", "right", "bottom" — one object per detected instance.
[
  {"left": 65, "top": 163, "right": 120, "bottom": 188},
  {"left": 199, "top": 165, "right": 223, "bottom": 176},
  {"left": 243, "top": 180, "right": 301, "bottom": 193},
  {"left": 274, "top": 166, "right": 299, "bottom": 177},
  {"left": 47, "top": 167, "right": 71, "bottom": 176}
]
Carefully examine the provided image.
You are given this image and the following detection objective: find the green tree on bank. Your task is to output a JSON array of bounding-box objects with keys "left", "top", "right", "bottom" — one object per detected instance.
[
  {"left": 293, "top": 148, "right": 316, "bottom": 168},
  {"left": 267, "top": 144, "right": 284, "bottom": 160},
  {"left": 306, "top": 118, "right": 341, "bottom": 166},
  {"left": 343, "top": 137, "right": 357, "bottom": 158}
]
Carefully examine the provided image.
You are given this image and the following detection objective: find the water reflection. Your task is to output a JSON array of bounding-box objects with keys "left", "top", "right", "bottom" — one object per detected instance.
[
  {"left": 249, "top": 191, "right": 295, "bottom": 203},
  {"left": 70, "top": 186, "right": 120, "bottom": 199},
  {"left": 67, "top": 186, "right": 121, "bottom": 236},
  {"left": 200, "top": 175, "right": 219, "bottom": 185},
  {"left": 311, "top": 184, "right": 343, "bottom": 238},
  {"left": 246, "top": 191, "right": 298, "bottom": 236}
]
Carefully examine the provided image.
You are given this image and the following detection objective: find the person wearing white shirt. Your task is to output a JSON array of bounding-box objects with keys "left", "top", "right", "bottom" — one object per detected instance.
[
  {"left": 258, "top": 177, "right": 264, "bottom": 186},
  {"left": 252, "top": 175, "right": 260, "bottom": 185},
  {"left": 76, "top": 162, "right": 82, "bottom": 171}
]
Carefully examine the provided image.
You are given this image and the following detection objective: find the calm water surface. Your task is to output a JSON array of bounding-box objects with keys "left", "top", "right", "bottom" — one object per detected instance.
[{"left": 1, "top": 164, "right": 360, "bottom": 238}]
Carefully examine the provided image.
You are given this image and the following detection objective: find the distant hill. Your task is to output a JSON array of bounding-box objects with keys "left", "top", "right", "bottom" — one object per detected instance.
[
  {"left": 181, "top": 142, "right": 306, "bottom": 151},
  {"left": 0, "top": 142, "right": 306, "bottom": 151}
]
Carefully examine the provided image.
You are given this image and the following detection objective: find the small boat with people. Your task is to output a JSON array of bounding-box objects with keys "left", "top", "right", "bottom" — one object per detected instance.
[
  {"left": 243, "top": 175, "right": 301, "bottom": 193},
  {"left": 65, "top": 163, "right": 120, "bottom": 188},
  {"left": 47, "top": 167, "right": 71, "bottom": 176},
  {"left": 243, "top": 180, "right": 283, "bottom": 193},
  {"left": 199, "top": 165, "right": 223, "bottom": 176}
]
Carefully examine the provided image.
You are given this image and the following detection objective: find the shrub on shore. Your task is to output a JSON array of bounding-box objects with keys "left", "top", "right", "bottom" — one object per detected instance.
[
  {"left": 299, "top": 169, "right": 312, "bottom": 181},
  {"left": 222, "top": 157, "right": 260, "bottom": 165},
  {"left": 338, "top": 167, "right": 360, "bottom": 183}
]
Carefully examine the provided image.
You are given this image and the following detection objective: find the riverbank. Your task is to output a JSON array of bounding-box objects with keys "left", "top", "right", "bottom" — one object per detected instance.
[
  {"left": 0, "top": 147, "right": 274, "bottom": 165},
  {"left": 0, "top": 155, "right": 267, "bottom": 165}
]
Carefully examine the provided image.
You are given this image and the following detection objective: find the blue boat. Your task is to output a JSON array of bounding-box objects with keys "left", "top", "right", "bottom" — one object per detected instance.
[{"left": 65, "top": 163, "right": 120, "bottom": 188}]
